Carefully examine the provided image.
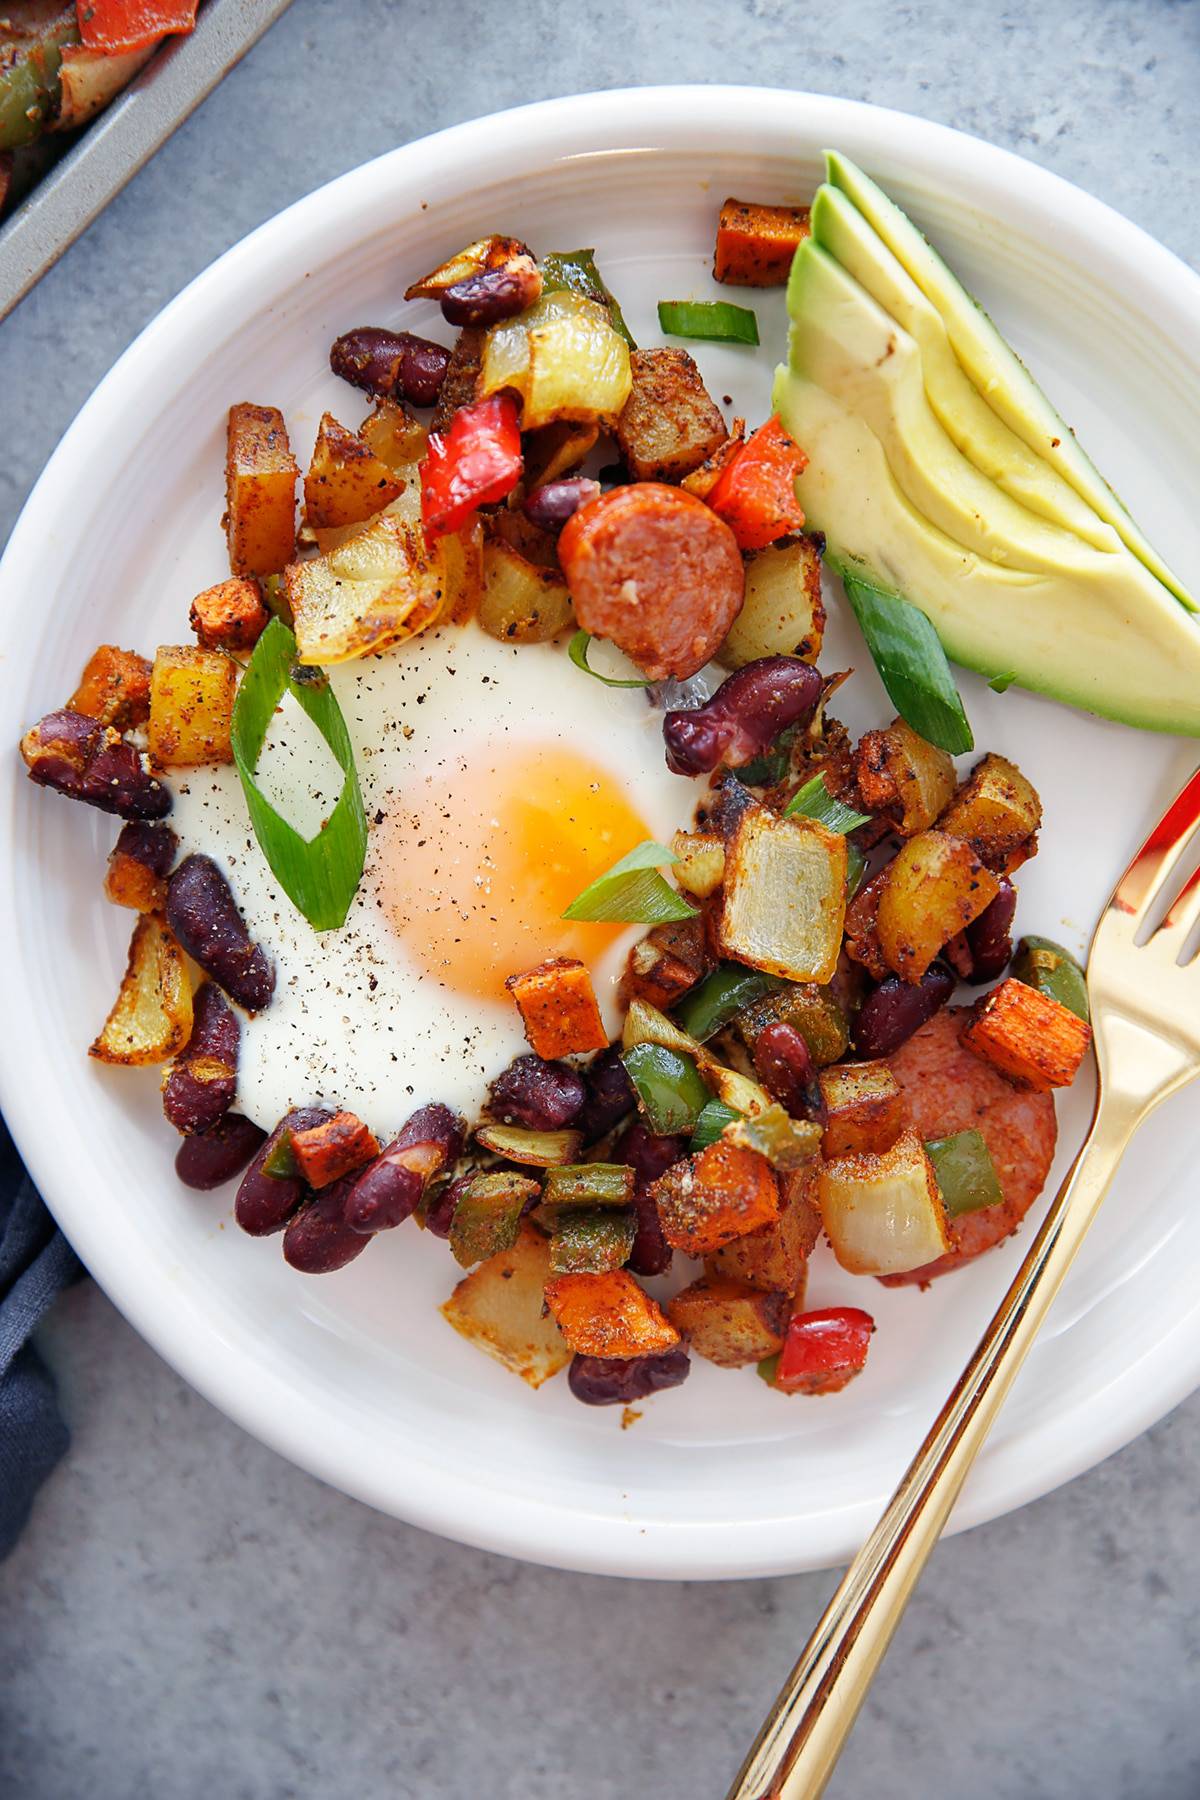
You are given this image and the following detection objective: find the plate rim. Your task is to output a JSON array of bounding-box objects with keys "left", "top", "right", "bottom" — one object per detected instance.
[{"left": 4, "top": 83, "right": 1200, "bottom": 1579}]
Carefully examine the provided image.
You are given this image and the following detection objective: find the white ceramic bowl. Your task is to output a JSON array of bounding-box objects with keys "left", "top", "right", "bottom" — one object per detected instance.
[{"left": 4, "top": 87, "right": 1199, "bottom": 1579}]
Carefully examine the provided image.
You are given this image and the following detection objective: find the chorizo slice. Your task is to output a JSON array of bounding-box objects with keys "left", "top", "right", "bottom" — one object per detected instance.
[
  {"left": 880, "top": 1007, "right": 1057, "bottom": 1284},
  {"left": 558, "top": 483, "right": 745, "bottom": 680}
]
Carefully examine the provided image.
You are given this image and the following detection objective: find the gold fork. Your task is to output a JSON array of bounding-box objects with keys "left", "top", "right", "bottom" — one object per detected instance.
[{"left": 727, "top": 764, "right": 1200, "bottom": 1800}]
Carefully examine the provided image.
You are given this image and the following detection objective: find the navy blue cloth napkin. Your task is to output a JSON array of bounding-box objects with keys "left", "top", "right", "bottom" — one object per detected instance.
[{"left": 0, "top": 1116, "right": 82, "bottom": 1558}]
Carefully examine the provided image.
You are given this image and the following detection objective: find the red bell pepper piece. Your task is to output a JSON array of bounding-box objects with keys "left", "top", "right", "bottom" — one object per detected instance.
[
  {"left": 774, "top": 1306, "right": 875, "bottom": 1395},
  {"left": 705, "top": 414, "right": 807, "bottom": 551},
  {"left": 78, "top": 1, "right": 198, "bottom": 54},
  {"left": 420, "top": 393, "right": 523, "bottom": 539}
]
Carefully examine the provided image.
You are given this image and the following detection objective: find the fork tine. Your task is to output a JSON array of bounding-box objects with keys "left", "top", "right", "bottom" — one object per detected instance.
[{"left": 1111, "top": 765, "right": 1200, "bottom": 926}]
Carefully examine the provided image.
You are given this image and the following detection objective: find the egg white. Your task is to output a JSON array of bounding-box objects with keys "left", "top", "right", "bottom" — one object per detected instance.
[{"left": 168, "top": 623, "right": 699, "bottom": 1134}]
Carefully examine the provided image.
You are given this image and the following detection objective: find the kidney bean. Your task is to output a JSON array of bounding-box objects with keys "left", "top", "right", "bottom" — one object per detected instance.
[
  {"left": 235, "top": 1107, "right": 331, "bottom": 1236},
  {"left": 628, "top": 1191, "right": 673, "bottom": 1278},
  {"left": 615, "top": 1122, "right": 686, "bottom": 1186},
  {"left": 113, "top": 818, "right": 178, "bottom": 878},
  {"left": 162, "top": 982, "right": 239, "bottom": 1134},
  {"left": 283, "top": 1176, "right": 370, "bottom": 1274},
  {"left": 166, "top": 854, "right": 275, "bottom": 1012},
  {"left": 21, "top": 709, "right": 171, "bottom": 819},
  {"left": 175, "top": 1114, "right": 265, "bottom": 1190},
  {"left": 567, "top": 1345, "right": 691, "bottom": 1406},
  {"left": 965, "top": 878, "right": 1017, "bottom": 983},
  {"left": 329, "top": 326, "right": 451, "bottom": 407},
  {"left": 523, "top": 477, "right": 602, "bottom": 533},
  {"left": 344, "top": 1102, "right": 465, "bottom": 1234},
  {"left": 852, "top": 961, "right": 956, "bottom": 1059},
  {"left": 576, "top": 1046, "right": 637, "bottom": 1145},
  {"left": 440, "top": 259, "right": 542, "bottom": 327},
  {"left": 424, "top": 1172, "right": 469, "bottom": 1240},
  {"left": 663, "top": 657, "right": 823, "bottom": 777},
  {"left": 488, "top": 1055, "right": 585, "bottom": 1131},
  {"left": 753, "top": 1020, "right": 818, "bottom": 1116}
]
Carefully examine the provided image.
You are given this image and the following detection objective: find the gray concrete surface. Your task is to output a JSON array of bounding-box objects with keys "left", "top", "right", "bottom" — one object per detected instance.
[{"left": 2, "top": 2, "right": 1199, "bottom": 1795}]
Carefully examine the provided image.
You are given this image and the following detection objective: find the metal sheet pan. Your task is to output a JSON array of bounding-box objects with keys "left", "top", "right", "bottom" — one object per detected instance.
[{"left": 0, "top": 0, "right": 295, "bottom": 322}]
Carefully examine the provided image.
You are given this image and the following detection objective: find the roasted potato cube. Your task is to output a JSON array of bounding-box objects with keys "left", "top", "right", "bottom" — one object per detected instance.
[
  {"left": 855, "top": 719, "right": 956, "bottom": 837},
  {"left": 303, "top": 411, "right": 405, "bottom": 530},
  {"left": 707, "top": 1162, "right": 820, "bottom": 1292},
  {"left": 818, "top": 1060, "right": 905, "bottom": 1158},
  {"left": 817, "top": 1130, "right": 951, "bottom": 1276},
  {"left": 937, "top": 753, "right": 1043, "bottom": 871},
  {"left": 681, "top": 417, "right": 746, "bottom": 502},
  {"left": 358, "top": 398, "right": 429, "bottom": 473},
  {"left": 876, "top": 831, "right": 1001, "bottom": 982},
  {"left": 670, "top": 830, "right": 726, "bottom": 899},
  {"left": 625, "top": 916, "right": 711, "bottom": 1012},
  {"left": 225, "top": 403, "right": 298, "bottom": 578},
  {"left": 666, "top": 1275, "right": 790, "bottom": 1368},
  {"left": 189, "top": 577, "right": 270, "bottom": 653},
  {"left": 479, "top": 536, "right": 573, "bottom": 643},
  {"left": 714, "top": 197, "right": 811, "bottom": 286},
  {"left": 506, "top": 956, "right": 608, "bottom": 1059},
  {"left": 542, "top": 1269, "right": 679, "bottom": 1358},
  {"left": 719, "top": 806, "right": 847, "bottom": 984},
  {"left": 440, "top": 519, "right": 485, "bottom": 624},
  {"left": 89, "top": 913, "right": 193, "bottom": 1066},
  {"left": 523, "top": 420, "right": 600, "bottom": 488},
  {"left": 615, "top": 348, "right": 728, "bottom": 483},
  {"left": 284, "top": 509, "right": 445, "bottom": 664},
  {"left": 104, "top": 820, "right": 177, "bottom": 912},
  {"left": 147, "top": 645, "right": 236, "bottom": 768},
  {"left": 68, "top": 644, "right": 152, "bottom": 728},
  {"left": 430, "top": 327, "right": 485, "bottom": 433},
  {"left": 650, "top": 1140, "right": 780, "bottom": 1257},
  {"left": 441, "top": 1222, "right": 571, "bottom": 1388},
  {"left": 960, "top": 977, "right": 1092, "bottom": 1091},
  {"left": 717, "top": 536, "right": 825, "bottom": 669}
]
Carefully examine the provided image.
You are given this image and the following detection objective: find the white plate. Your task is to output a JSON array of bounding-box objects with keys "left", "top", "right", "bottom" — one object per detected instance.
[{"left": 4, "top": 88, "right": 1200, "bottom": 1580}]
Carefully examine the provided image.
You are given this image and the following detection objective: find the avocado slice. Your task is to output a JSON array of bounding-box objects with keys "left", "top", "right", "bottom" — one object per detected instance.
[
  {"left": 808, "top": 185, "right": 1117, "bottom": 552},
  {"left": 787, "top": 240, "right": 1132, "bottom": 576},
  {"left": 823, "top": 150, "right": 1195, "bottom": 612},
  {"left": 773, "top": 364, "right": 1200, "bottom": 736}
]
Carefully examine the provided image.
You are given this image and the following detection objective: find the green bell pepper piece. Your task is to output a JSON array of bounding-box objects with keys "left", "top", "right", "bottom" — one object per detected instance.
[
  {"left": 622, "top": 1042, "right": 709, "bottom": 1135},
  {"left": 548, "top": 1206, "right": 636, "bottom": 1274},
  {"left": 1011, "top": 936, "right": 1090, "bottom": 1023},
  {"left": 541, "top": 247, "right": 635, "bottom": 348},
  {"left": 926, "top": 1130, "right": 1004, "bottom": 1218},
  {"left": 675, "top": 963, "right": 780, "bottom": 1043}
]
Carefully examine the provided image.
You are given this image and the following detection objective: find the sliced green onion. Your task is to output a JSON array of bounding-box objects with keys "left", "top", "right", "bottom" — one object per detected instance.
[
  {"left": 675, "top": 964, "right": 780, "bottom": 1043},
  {"left": 622, "top": 1042, "right": 710, "bottom": 1136},
  {"left": 835, "top": 564, "right": 975, "bottom": 756},
  {"left": 657, "top": 299, "right": 759, "bottom": 345},
  {"left": 541, "top": 248, "right": 636, "bottom": 348},
  {"left": 845, "top": 841, "right": 867, "bottom": 900},
  {"left": 988, "top": 670, "right": 1017, "bottom": 694},
  {"left": 230, "top": 618, "right": 367, "bottom": 931},
  {"left": 568, "top": 629, "right": 653, "bottom": 689},
  {"left": 689, "top": 1098, "right": 743, "bottom": 1151},
  {"left": 925, "top": 1130, "right": 1004, "bottom": 1218},
  {"left": 562, "top": 839, "right": 697, "bottom": 924},
  {"left": 783, "top": 771, "right": 871, "bottom": 833}
]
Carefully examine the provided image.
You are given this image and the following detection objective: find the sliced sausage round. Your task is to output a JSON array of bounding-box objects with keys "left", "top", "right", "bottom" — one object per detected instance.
[
  {"left": 558, "top": 483, "right": 745, "bottom": 680},
  {"left": 881, "top": 1007, "right": 1058, "bottom": 1285}
]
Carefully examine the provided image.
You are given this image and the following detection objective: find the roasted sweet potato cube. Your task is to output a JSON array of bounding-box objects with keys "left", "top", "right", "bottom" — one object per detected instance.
[
  {"left": 303, "top": 411, "right": 405, "bottom": 530},
  {"left": 615, "top": 348, "right": 728, "bottom": 483},
  {"left": 147, "top": 645, "right": 236, "bottom": 767},
  {"left": 506, "top": 956, "right": 608, "bottom": 1059},
  {"left": 717, "top": 535, "right": 825, "bottom": 669},
  {"left": 706, "top": 1162, "right": 820, "bottom": 1293},
  {"left": 441, "top": 1222, "right": 571, "bottom": 1388},
  {"left": 89, "top": 913, "right": 193, "bottom": 1066},
  {"left": 104, "top": 820, "right": 178, "bottom": 912},
  {"left": 68, "top": 644, "right": 153, "bottom": 728},
  {"left": 666, "top": 1275, "right": 791, "bottom": 1368},
  {"left": 960, "top": 977, "right": 1091, "bottom": 1092},
  {"left": 855, "top": 719, "right": 956, "bottom": 838},
  {"left": 189, "top": 577, "right": 270, "bottom": 653},
  {"left": 225, "top": 402, "right": 298, "bottom": 577},
  {"left": 876, "top": 831, "right": 1001, "bottom": 982},
  {"left": 542, "top": 1270, "right": 679, "bottom": 1358},
  {"left": 719, "top": 806, "right": 847, "bottom": 984},
  {"left": 818, "top": 1060, "right": 905, "bottom": 1158},
  {"left": 714, "top": 197, "right": 811, "bottom": 286},
  {"left": 650, "top": 1140, "right": 780, "bottom": 1257},
  {"left": 290, "top": 1111, "right": 381, "bottom": 1188},
  {"left": 937, "top": 753, "right": 1042, "bottom": 871}
]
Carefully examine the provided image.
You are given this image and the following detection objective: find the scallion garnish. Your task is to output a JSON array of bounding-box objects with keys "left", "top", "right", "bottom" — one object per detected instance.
[
  {"left": 657, "top": 299, "right": 760, "bottom": 345},
  {"left": 562, "top": 840, "right": 698, "bottom": 924},
  {"left": 783, "top": 771, "right": 871, "bottom": 833},
  {"left": 568, "top": 629, "right": 653, "bottom": 688},
  {"left": 835, "top": 564, "right": 975, "bottom": 755},
  {"left": 230, "top": 617, "right": 367, "bottom": 932}
]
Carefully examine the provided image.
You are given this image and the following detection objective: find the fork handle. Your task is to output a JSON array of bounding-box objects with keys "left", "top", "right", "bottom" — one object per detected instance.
[{"left": 726, "top": 1092, "right": 1138, "bottom": 1800}]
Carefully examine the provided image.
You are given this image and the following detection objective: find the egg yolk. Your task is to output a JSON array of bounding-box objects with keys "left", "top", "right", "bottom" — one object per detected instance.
[{"left": 380, "top": 744, "right": 656, "bottom": 1001}]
